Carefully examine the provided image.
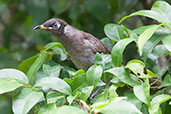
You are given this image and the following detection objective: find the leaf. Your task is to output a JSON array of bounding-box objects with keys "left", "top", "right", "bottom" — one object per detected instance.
[
  {"left": 80, "top": 86, "right": 93, "bottom": 101},
  {"left": 159, "top": 74, "right": 171, "bottom": 88},
  {"left": 34, "top": 77, "right": 72, "bottom": 95},
  {"left": 95, "top": 53, "right": 113, "bottom": 70},
  {"left": 138, "top": 24, "right": 162, "bottom": 56},
  {"left": 38, "top": 104, "right": 57, "bottom": 114},
  {"left": 46, "top": 92, "right": 66, "bottom": 105},
  {"left": 142, "top": 34, "right": 166, "bottom": 62},
  {"left": 0, "top": 78, "right": 22, "bottom": 94},
  {"left": 126, "top": 60, "right": 158, "bottom": 78},
  {"left": 12, "top": 88, "right": 44, "bottom": 114},
  {"left": 104, "top": 24, "right": 124, "bottom": 41},
  {"left": 27, "top": 51, "right": 48, "bottom": 85},
  {"left": 71, "top": 74, "right": 86, "bottom": 92},
  {"left": 111, "top": 38, "right": 135, "bottom": 67},
  {"left": 45, "top": 42, "right": 64, "bottom": 51},
  {"left": 67, "top": 94, "right": 78, "bottom": 105},
  {"left": 86, "top": 65, "right": 103, "bottom": 87},
  {"left": 102, "top": 98, "right": 143, "bottom": 114},
  {"left": 18, "top": 55, "right": 38, "bottom": 74},
  {"left": 105, "top": 67, "right": 141, "bottom": 87},
  {"left": 152, "top": 44, "right": 168, "bottom": 57},
  {"left": 133, "top": 78, "right": 150, "bottom": 105},
  {"left": 162, "top": 34, "right": 171, "bottom": 52},
  {"left": 49, "top": 106, "right": 86, "bottom": 114},
  {"left": 0, "top": 69, "right": 28, "bottom": 84},
  {"left": 149, "top": 94, "right": 171, "bottom": 114},
  {"left": 43, "top": 64, "right": 61, "bottom": 77}
]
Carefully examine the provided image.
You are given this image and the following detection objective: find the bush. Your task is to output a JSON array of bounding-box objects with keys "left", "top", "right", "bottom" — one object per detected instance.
[{"left": 0, "top": 1, "right": 170, "bottom": 114}]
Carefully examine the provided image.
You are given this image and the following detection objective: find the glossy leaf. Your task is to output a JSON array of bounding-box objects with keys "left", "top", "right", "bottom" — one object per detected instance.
[
  {"left": 27, "top": 51, "right": 48, "bottom": 85},
  {"left": 44, "top": 42, "right": 64, "bottom": 51},
  {"left": 111, "top": 38, "right": 135, "bottom": 67},
  {"left": 86, "top": 65, "right": 103, "bottom": 87},
  {"left": 102, "top": 98, "right": 143, "bottom": 114},
  {"left": 12, "top": 88, "right": 44, "bottom": 114},
  {"left": 138, "top": 24, "right": 162, "bottom": 56},
  {"left": 104, "top": 24, "right": 124, "bottom": 41},
  {"left": 159, "top": 74, "right": 171, "bottom": 88},
  {"left": 18, "top": 55, "right": 38, "bottom": 74},
  {"left": 105, "top": 67, "right": 141, "bottom": 87},
  {"left": 49, "top": 106, "right": 86, "bottom": 114},
  {"left": 46, "top": 92, "right": 66, "bottom": 105},
  {"left": 34, "top": 77, "right": 72, "bottom": 95},
  {"left": 149, "top": 94, "right": 171, "bottom": 114},
  {"left": 38, "top": 104, "right": 57, "bottom": 114},
  {"left": 80, "top": 86, "right": 93, "bottom": 101},
  {"left": 133, "top": 79, "right": 150, "bottom": 105},
  {"left": 0, "top": 69, "right": 28, "bottom": 84},
  {"left": 71, "top": 74, "right": 86, "bottom": 92},
  {"left": 142, "top": 34, "right": 167, "bottom": 62},
  {"left": 95, "top": 53, "right": 112, "bottom": 70},
  {"left": 162, "top": 34, "right": 171, "bottom": 52},
  {"left": 0, "top": 78, "right": 22, "bottom": 94},
  {"left": 43, "top": 64, "right": 61, "bottom": 77}
]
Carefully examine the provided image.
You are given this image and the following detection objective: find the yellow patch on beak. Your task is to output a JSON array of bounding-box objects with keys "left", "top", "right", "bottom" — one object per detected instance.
[{"left": 39, "top": 25, "right": 47, "bottom": 30}]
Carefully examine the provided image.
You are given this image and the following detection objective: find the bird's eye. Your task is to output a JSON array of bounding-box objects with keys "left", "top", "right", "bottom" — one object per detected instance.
[{"left": 52, "top": 23, "right": 58, "bottom": 28}]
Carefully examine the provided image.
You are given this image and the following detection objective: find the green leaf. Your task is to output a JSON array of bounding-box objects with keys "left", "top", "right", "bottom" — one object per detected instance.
[
  {"left": 111, "top": 38, "right": 135, "bottom": 67},
  {"left": 71, "top": 74, "right": 86, "bottom": 92},
  {"left": 104, "top": 24, "right": 124, "bottom": 41},
  {"left": 18, "top": 55, "right": 38, "bottom": 74},
  {"left": 43, "top": 64, "right": 61, "bottom": 77},
  {"left": 153, "top": 45, "right": 168, "bottom": 57},
  {"left": 162, "top": 34, "right": 171, "bottom": 52},
  {"left": 38, "top": 104, "right": 57, "bottom": 114},
  {"left": 46, "top": 92, "right": 66, "bottom": 105},
  {"left": 34, "top": 77, "right": 72, "bottom": 95},
  {"left": 0, "top": 78, "right": 22, "bottom": 94},
  {"left": 126, "top": 60, "right": 158, "bottom": 78},
  {"left": 49, "top": 106, "right": 86, "bottom": 114},
  {"left": 105, "top": 67, "right": 141, "bottom": 87},
  {"left": 109, "top": 85, "right": 118, "bottom": 100},
  {"left": 149, "top": 94, "right": 171, "bottom": 114},
  {"left": 27, "top": 51, "right": 48, "bottom": 85},
  {"left": 67, "top": 94, "right": 78, "bottom": 105},
  {"left": 80, "top": 86, "right": 93, "bottom": 101},
  {"left": 86, "top": 65, "right": 103, "bottom": 87},
  {"left": 159, "top": 74, "right": 171, "bottom": 88},
  {"left": 142, "top": 34, "right": 166, "bottom": 62},
  {"left": 95, "top": 53, "right": 112, "bottom": 70},
  {"left": 102, "top": 98, "right": 143, "bottom": 114},
  {"left": 119, "top": 1, "right": 171, "bottom": 28},
  {"left": 138, "top": 24, "right": 162, "bottom": 56},
  {"left": 133, "top": 78, "right": 150, "bottom": 105},
  {"left": 12, "top": 88, "right": 44, "bottom": 114},
  {"left": 44, "top": 42, "right": 64, "bottom": 51},
  {"left": 0, "top": 69, "right": 28, "bottom": 84}
]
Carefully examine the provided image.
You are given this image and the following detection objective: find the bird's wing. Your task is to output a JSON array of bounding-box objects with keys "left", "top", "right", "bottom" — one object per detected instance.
[{"left": 84, "top": 33, "right": 111, "bottom": 54}]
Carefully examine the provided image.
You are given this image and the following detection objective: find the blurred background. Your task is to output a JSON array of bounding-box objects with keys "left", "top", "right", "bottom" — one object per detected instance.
[{"left": 0, "top": 0, "right": 171, "bottom": 113}]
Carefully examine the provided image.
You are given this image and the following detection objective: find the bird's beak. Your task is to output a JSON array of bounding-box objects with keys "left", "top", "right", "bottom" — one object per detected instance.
[{"left": 33, "top": 25, "right": 47, "bottom": 30}]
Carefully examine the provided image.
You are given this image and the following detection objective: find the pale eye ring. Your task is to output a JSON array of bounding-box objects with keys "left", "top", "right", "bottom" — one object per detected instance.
[{"left": 52, "top": 23, "right": 58, "bottom": 28}]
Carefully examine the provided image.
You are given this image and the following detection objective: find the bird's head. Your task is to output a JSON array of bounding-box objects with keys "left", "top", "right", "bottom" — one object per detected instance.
[{"left": 33, "top": 18, "right": 67, "bottom": 35}]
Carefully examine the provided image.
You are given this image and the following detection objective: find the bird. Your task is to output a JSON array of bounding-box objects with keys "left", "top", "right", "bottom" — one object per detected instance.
[{"left": 33, "top": 18, "right": 111, "bottom": 71}]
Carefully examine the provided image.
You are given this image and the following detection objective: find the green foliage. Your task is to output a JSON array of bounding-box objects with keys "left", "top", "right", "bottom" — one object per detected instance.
[{"left": 0, "top": 1, "right": 171, "bottom": 114}]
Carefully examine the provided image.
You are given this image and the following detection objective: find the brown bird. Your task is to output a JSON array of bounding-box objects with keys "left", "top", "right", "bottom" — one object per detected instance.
[{"left": 33, "top": 18, "right": 111, "bottom": 71}]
